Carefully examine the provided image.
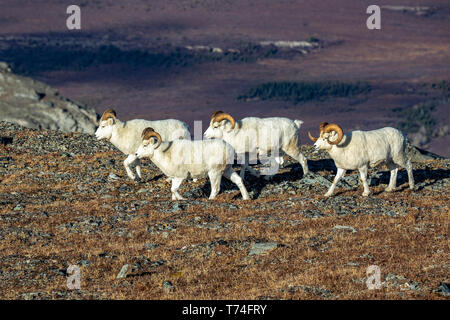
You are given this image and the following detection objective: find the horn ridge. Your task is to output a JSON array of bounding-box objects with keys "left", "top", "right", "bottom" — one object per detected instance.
[
  {"left": 213, "top": 112, "right": 236, "bottom": 129},
  {"left": 100, "top": 108, "right": 117, "bottom": 122},
  {"left": 319, "top": 122, "right": 329, "bottom": 132},
  {"left": 141, "top": 127, "right": 155, "bottom": 139},
  {"left": 308, "top": 131, "right": 318, "bottom": 142},
  {"left": 211, "top": 110, "right": 223, "bottom": 120},
  {"left": 323, "top": 123, "right": 344, "bottom": 145},
  {"left": 141, "top": 127, "right": 162, "bottom": 149}
]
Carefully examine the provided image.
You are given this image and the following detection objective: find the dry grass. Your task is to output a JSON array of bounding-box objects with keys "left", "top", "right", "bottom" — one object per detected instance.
[{"left": 0, "top": 135, "right": 449, "bottom": 300}]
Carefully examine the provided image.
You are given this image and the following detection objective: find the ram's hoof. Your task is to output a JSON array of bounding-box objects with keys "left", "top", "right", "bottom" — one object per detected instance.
[{"left": 173, "top": 194, "right": 186, "bottom": 201}]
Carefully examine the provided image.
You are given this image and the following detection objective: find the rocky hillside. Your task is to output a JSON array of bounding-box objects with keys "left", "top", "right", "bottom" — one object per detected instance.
[
  {"left": 0, "top": 121, "right": 448, "bottom": 299},
  {"left": 0, "top": 62, "right": 98, "bottom": 134}
]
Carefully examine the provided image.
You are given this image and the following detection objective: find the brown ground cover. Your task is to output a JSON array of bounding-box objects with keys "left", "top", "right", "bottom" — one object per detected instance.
[{"left": 0, "top": 122, "right": 448, "bottom": 299}]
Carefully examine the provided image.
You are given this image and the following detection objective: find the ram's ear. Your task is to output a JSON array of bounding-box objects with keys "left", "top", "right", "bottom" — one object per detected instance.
[
  {"left": 150, "top": 137, "right": 158, "bottom": 145},
  {"left": 106, "top": 118, "right": 115, "bottom": 126}
]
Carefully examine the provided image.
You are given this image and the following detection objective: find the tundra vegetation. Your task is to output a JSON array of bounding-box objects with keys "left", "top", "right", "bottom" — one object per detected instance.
[
  {"left": 0, "top": 40, "right": 318, "bottom": 76},
  {"left": 0, "top": 121, "right": 448, "bottom": 299},
  {"left": 393, "top": 81, "right": 449, "bottom": 146},
  {"left": 237, "top": 81, "right": 371, "bottom": 104}
]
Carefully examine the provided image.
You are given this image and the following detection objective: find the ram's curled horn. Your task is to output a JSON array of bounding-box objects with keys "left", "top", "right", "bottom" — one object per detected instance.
[
  {"left": 142, "top": 127, "right": 162, "bottom": 149},
  {"left": 213, "top": 112, "right": 236, "bottom": 129},
  {"left": 323, "top": 123, "right": 344, "bottom": 145},
  {"left": 211, "top": 110, "right": 223, "bottom": 120},
  {"left": 308, "top": 121, "right": 329, "bottom": 141},
  {"left": 308, "top": 131, "right": 318, "bottom": 142},
  {"left": 100, "top": 108, "right": 117, "bottom": 123},
  {"left": 141, "top": 127, "right": 155, "bottom": 139},
  {"left": 319, "top": 122, "right": 329, "bottom": 132}
]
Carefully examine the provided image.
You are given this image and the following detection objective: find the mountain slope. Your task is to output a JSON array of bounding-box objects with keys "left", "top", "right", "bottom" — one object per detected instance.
[
  {"left": 0, "top": 62, "right": 98, "bottom": 134},
  {"left": 0, "top": 121, "right": 448, "bottom": 299}
]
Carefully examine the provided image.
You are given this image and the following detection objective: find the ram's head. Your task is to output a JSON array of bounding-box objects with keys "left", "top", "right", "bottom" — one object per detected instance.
[
  {"left": 136, "top": 127, "right": 162, "bottom": 159},
  {"left": 308, "top": 122, "right": 344, "bottom": 150},
  {"left": 95, "top": 108, "right": 117, "bottom": 140},
  {"left": 203, "top": 110, "right": 236, "bottom": 139}
]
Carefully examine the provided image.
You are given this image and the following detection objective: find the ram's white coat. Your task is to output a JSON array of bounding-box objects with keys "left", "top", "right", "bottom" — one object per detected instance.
[
  {"left": 312, "top": 126, "right": 415, "bottom": 197},
  {"left": 95, "top": 111, "right": 190, "bottom": 181},
  {"left": 136, "top": 136, "right": 250, "bottom": 200},
  {"left": 204, "top": 115, "right": 309, "bottom": 178}
]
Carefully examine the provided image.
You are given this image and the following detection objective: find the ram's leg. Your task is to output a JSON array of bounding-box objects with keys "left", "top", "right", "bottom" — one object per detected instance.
[
  {"left": 241, "top": 158, "right": 260, "bottom": 179},
  {"left": 246, "top": 164, "right": 261, "bottom": 178},
  {"left": 224, "top": 167, "right": 250, "bottom": 200},
  {"left": 283, "top": 143, "right": 309, "bottom": 176},
  {"left": 240, "top": 165, "right": 246, "bottom": 180},
  {"left": 260, "top": 153, "right": 278, "bottom": 181},
  {"left": 325, "top": 168, "right": 346, "bottom": 197},
  {"left": 275, "top": 156, "right": 284, "bottom": 166},
  {"left": 405, "top": 159, "right": 415, "bottom": 190},
  {"left": 124, "top": 154, "right": 137, "bottom": 180},
  {"left": 171, "top": 178, "right": 185, "bottom": 200},
  {"left": 385, "top": 162, "right": 398, "bottom": 192},
  {"left": 135, "top": 159, "right": 142, "bottom": 181},
  {"left": 208, "top": 171, "right": 222, "bottom": 200},
  {"left": 237, "top": 153, "right": 246, "bottom": 179},
  {"left": 395, "top": 156, "right": 415, "bottom": 190},
  {"left": 297, "top": 152, "right": 309, "bottom": 175},
  {"left": 358, "top": 165, "right": 370, "bottom": 197},
  {"left": 239, "top": 153, "right": 260, "bottom": 179}
]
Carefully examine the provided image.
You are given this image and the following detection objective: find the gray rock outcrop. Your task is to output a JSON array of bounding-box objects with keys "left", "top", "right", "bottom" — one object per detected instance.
[{"left": 0, "top": 62, "right": 98, "bottom": 134}]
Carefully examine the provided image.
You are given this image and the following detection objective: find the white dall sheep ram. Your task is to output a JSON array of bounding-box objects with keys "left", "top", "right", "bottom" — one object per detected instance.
[
  {"left": 308, "top": 122, "right": 415, "bottom": 197},
  {"left": 95, "top": 109, "right": 190, "bottom": 181},
  {"left": 203, "top": 111, "right": 309, "bottom": 179},
  {"left": 135, "top": 127, "right": 250, "bottom": 200}
]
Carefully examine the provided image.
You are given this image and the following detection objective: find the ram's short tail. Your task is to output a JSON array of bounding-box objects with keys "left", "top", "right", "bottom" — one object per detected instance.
[{"left": 294, "top": 120, "right": 303, "bottom": 129}]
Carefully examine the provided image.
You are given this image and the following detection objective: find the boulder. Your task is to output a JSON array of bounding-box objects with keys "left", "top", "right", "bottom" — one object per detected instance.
[{"left": 0, "top": 62, "right": 98, "bottom": 134}]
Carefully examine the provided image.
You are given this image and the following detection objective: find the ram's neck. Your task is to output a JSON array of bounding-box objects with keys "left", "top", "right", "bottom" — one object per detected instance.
[
  {"left": 109, "top": 120, "right": 134, "bottom": 154},
  {"left": 328, "top": 145, "right": 339, "bottom": 159},
  {"left": 150, "top": 142, "right": 172, "bottom": 173},
  {"left": 327, "top": 134, "right": 361, "bottom": 169}
]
